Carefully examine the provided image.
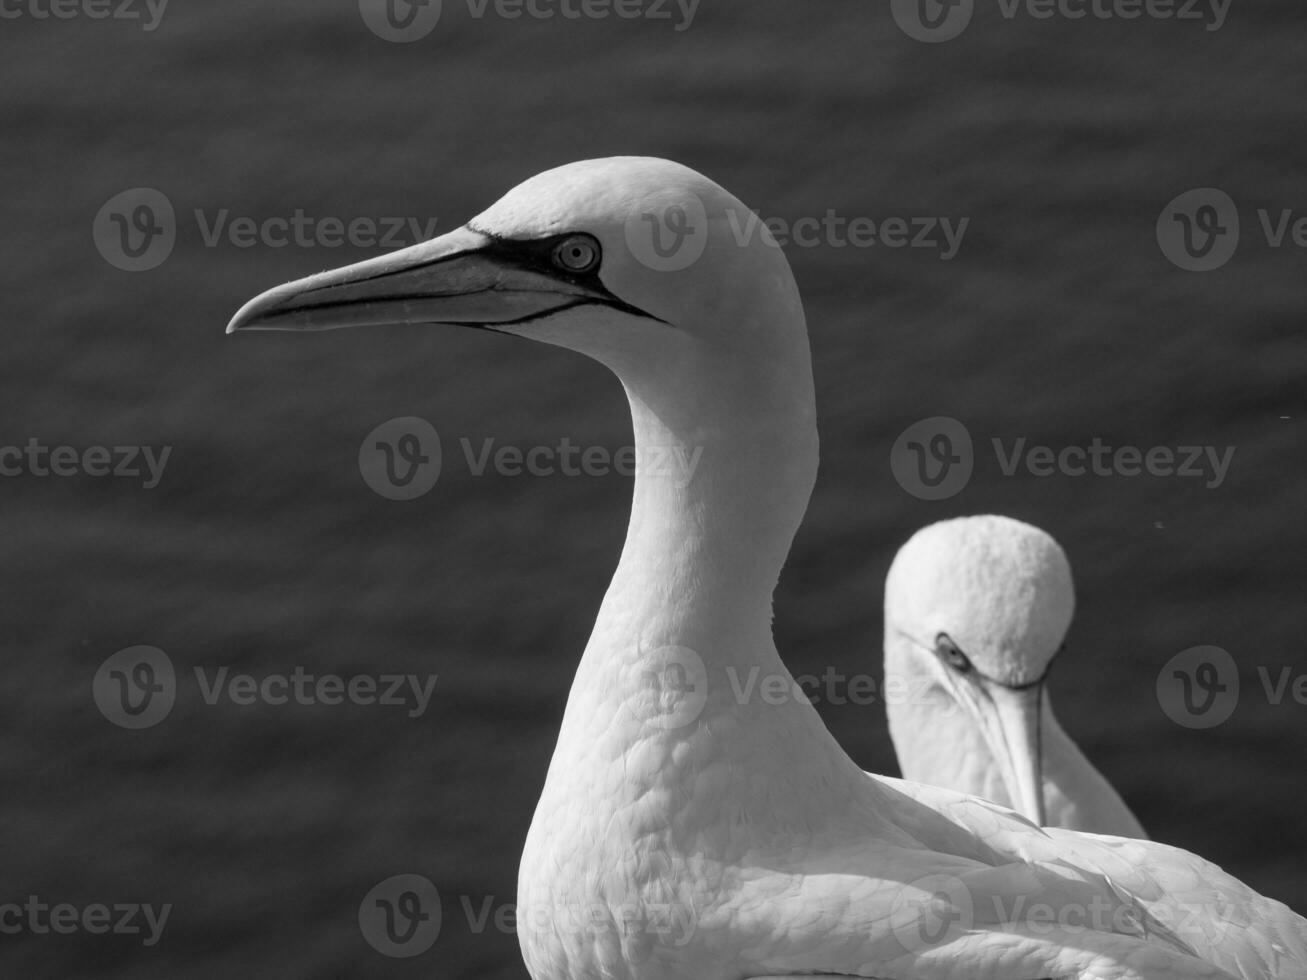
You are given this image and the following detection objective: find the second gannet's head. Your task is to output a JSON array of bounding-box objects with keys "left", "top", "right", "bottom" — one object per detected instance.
[
  {"left": 226, "top": 157, "right": 811, "bottom": 432},
  {"left": 884, "top": 515, "right": 1075, "bottom": 825}
]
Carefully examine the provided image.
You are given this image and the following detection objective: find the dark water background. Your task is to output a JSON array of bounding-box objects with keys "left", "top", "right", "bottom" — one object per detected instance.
[{"left": 1, "top": 1, "right": 1304, "bottom": 976}]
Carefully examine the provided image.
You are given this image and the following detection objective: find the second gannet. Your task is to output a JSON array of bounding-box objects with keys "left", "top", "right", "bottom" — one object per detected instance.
[
  {"left": 884, "top": 515, "right": 1147, "bottom": 837},
  {"left": 228, "top": 157, "right": 1306, "bottom": 980}
]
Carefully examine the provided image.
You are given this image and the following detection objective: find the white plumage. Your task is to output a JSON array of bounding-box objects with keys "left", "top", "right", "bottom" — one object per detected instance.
[
  {"left": 884, "top": 515, "right": 1147, "bottom": 837},
  {"left": 229, "top": 157, "right": 1306, "bottom": 980}
]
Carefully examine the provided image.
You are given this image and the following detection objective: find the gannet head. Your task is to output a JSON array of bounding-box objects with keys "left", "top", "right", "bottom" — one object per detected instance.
[
  {"left": 226, "top": 157, "right": 810, "bottom": 428},
  {"left": 884, "top": 514, "right": 1075, "bottom": 825}
]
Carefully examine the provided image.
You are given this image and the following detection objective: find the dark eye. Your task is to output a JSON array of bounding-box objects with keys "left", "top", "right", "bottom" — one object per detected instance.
[
  {"left": 552, "top": 235, "right": 600, "bottom": 273},
  {"left": 936, "top": 633, "right": 972, "bottom": 673}
]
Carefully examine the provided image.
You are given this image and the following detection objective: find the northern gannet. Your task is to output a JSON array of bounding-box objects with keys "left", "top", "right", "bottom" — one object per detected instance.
[
  {"left": 884, "top": 515, "right": 1147, "bottom": 837},
  {"left": 228, "top": 157, "right": 1306, "bottom": 980}
]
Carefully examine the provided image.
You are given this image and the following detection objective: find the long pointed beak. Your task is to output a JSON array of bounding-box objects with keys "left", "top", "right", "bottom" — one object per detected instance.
[
  {"left": 226, "top": 225, "right": 610, "bottom": 334},
  {"left": 979, "top": 681, "right": 1047, "bottom": 826}
]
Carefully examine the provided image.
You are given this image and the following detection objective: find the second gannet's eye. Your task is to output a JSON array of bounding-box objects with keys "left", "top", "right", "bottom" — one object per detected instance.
[
  {"left": 552, "top": 235, "right": 601, "bottom": 274},
  {"left": 935, "top": 633, "right": 973, "bottom": 674}
]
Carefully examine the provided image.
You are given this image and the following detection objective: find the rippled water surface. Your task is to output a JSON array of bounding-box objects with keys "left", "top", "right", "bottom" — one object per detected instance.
[{"left": 1, "top": 2, "right": 1304, "bottom": 976}]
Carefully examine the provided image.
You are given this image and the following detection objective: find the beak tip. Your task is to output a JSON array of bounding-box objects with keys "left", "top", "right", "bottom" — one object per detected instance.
[
  {"left": 226, "top": 286, "right": 287, "bottom": 334},
  {"left": 225, "top": 312, "right": 259, "bottom": 334}
]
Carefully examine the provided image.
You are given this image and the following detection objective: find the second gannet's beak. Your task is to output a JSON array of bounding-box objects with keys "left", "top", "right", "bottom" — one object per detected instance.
[
  {"left": 976, "top": 680, "right": 1047, "bottom": 827},
  {"left": 226, "top": 225, "right": 642, "bottom": 334}
]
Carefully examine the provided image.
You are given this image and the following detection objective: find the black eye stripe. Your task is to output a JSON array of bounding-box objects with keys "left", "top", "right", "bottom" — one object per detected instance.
[
  {"left": 472, "top": 230, "right": 605, "bottom": 287},
  {"left": 461, "top": 225, "right": 670, "bottom": 325},
  {"left": 930, "top": 632, "right": 1057, "bottom": 690},
  {"left": 935, "top": 633, "right": 973, "bottom": 673}
]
